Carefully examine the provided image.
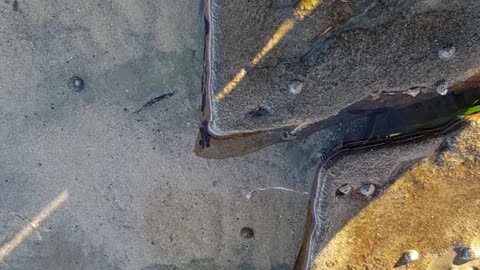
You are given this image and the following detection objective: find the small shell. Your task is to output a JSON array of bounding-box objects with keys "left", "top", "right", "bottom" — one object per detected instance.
[
  {"left": 358, "top": 183, "right": 376, "bottom": 197},
  {"left": 288, "top": 81, "right": 304, "bottom": 95},
  {"left": 282, "top": 132, "right": 297, "bottom": 141},
  {"left": 436, "top": 81, "right": 449, "bottom": 96},
  {"left": 460, "top": 247, "right": 480, "bottom": 261},
  {"left": 336, "top": 184, "right": 353, "bottom": 196},
  {"left": 439, "top": 46, "right": 456, "bottom": 60},
  {"left": 394, "top": 250, "right": 419, "bottom": 267},
  {"left": 403, "top": 250, "right": 420, "bottom": 262},
  {"left": 461, "top": 248, "right": 475, "bottom": 261},
  {"left": 245, "top": 105, "right": 271, "bottom": 119},
  {"left": 68, "top": 76, "right": 85, "bottom": 92}
]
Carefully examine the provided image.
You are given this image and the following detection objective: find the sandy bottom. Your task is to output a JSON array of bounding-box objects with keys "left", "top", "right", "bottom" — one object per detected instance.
[{"left": 0, "top": 1, "right": 314, "bottom": 269}]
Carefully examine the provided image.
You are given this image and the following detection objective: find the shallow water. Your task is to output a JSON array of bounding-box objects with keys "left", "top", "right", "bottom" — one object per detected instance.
[
  {"left": 294, "top": 79, "right": 480, "bottom": 269},
  {"left": 198, "top": 77, "right": 480, "bottom": 160},
  {"left": 200, "top": 42, "right": 480, "bottom": 267},
  {"left": 199, "top": 1, "right": 480, "bottom": 269}
]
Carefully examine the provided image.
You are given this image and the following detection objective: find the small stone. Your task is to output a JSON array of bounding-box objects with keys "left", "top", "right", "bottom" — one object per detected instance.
[
  {"left": 288, "top": 81, "right": 304, "bottom": 95},
  {"left": 358, "top": 183, "right": 376, "bottom": 197},
  {"left": 436, "top": 80, "right": 449, "bottom": 96},
  {"left": 68, "top": 76, "right": 85, "bottom": 92},
  {"left": 240, "top": 227, "right": 254, "bottom": 239},
  {"left": 439, "top": 46, "right": 456, "bottom": 60}
]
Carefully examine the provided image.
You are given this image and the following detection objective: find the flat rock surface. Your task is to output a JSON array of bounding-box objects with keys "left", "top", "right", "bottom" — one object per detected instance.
[
  {"left": 209, "top": 0, "right": 480, "bottom": 134},
  {"left": 0, "top": 1, "right": 315, "bottom": 269}
]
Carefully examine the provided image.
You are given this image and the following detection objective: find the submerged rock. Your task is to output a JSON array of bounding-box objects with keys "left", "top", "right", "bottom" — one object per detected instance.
[{"left": 300, "top": 121, "right": 480, "bottom": 270}]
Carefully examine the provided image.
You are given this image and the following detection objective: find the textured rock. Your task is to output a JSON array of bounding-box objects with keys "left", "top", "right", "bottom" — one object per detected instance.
[
  {"left": 305, "top": 120, "right": 480, "bottom": 269},
  {"left": 207, "top": 0, "right": 480, "bottom": 135}
]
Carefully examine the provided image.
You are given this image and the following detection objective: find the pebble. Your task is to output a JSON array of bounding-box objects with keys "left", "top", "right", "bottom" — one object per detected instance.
[{"left": 68, "top": 76, "right": 85, "bottom": 92}]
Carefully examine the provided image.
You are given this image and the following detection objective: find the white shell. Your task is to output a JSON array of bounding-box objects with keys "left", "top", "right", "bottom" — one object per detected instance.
[
  {"left": 439, "top": 46, "right": 456, "bottom": 60},
  {"left": 436, "top": 81, "right": 449, "bottom": 96},
  {"left": 359, "top": 184, "right": 376, "bottom": 197},
  {"left": 338, "top": 184, "right": 353, "bottom": 195},
  {"left": 288, "top": 81, "right": 304, "bottom": 95},
  {"left": 403, "top": 250, "right": 419, "bottom": 262}
]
